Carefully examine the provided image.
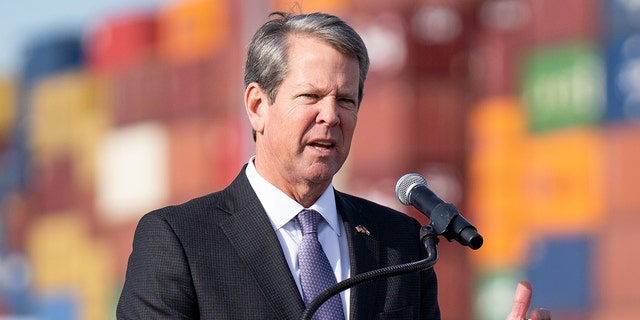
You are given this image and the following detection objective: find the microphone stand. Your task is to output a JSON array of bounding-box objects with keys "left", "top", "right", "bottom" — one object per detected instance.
[{"left": 300, "top": 225, "right": 440, "bottom": 320}]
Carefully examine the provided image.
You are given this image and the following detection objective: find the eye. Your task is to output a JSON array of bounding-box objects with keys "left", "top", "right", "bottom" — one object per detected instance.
[
  {"left": 338, "top": 97, "right": 357, "bottom": 110},
  {"left": 298, "top": 93, "right": 320, "bottom": 102}
]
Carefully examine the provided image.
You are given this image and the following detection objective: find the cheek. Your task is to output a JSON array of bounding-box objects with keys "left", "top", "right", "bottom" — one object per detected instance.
[{"left": 341, "top": 113, "right": 358, "bottom": 137}]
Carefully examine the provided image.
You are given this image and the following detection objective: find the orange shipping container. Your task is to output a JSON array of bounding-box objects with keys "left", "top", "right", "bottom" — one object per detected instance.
[
  {"left": 272, "top": 0, "right": 351, "bottom": 13},
  {"left": 467, "top": 97, "right": 529, "bottom": 269},
  {"left": 521, "top": 128, "right": 605, "bottom": 233},
  {"left": 157, "top": 0, "right": 230, "bottom": 64}
]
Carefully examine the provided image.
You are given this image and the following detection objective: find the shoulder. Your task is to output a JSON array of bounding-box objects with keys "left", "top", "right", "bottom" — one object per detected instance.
[
  {"left": 337, "top": 191, "right": 414, "bottom": 218},
  {"left": 335, "top": 190, "right": 421, "bottom": 232}
]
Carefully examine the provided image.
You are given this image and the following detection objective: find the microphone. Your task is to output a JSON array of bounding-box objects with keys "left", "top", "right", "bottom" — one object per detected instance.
[{"left": 396, "top": 173, "right": 483, "bottom": 250}]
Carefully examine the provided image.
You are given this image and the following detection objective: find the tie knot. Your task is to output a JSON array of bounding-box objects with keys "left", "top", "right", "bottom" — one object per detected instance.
[{"left": 297, "top": 209, "right": 322, "bottom": 235}]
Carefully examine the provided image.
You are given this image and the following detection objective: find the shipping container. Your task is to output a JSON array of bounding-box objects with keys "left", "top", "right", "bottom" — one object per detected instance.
[
  {"left": 521, "top": 128, "right": 605, "bottom": 233},
  {"left": 107, "top": 60, "right": 170, "bottom": 126},
  {"left": 526, "top": 235, "right": 594, "bottom": 316},
  {"left": 165, "top": 53, "right": 239, "bottom": 120},
  {"left": 603, "top": 124, "right": 640, "bottom": 214},
  {"left": 603, "top": 35, "right": 640, "bottom": 123},
  {"left": 520, "top": 42, "right": 605, "bottom": 133},
  {"left": 26, "top": 212, "right": 114, "bottom": 320},
  {"left": 602, "top": 0, "right": 640, "bottom": 43},
  {"left": 96, "top": 121, "right": 170, "bottom": 224},
  {"left": 28, "top": 72, "right": 105, "bottom": 164},
  {"left": 22, "top": 33, "right": 84, "bottom": 86},
  {"left": 28, "top": 156, "right": 77, "bottom": 214},
  {"left": 524, "top": 0, "right": 600, "bottom": 46},
  {"left": 272, "top": 0, "right": 351, "bottom": 13},
  {"left": 0, "top": 77, "right": 16, "bottom": 145},
  {"left": 474, "top": 268, "right": 525, "bottom": 320},
  {"left": 413, "top": 76, "right": 467, "bottom": 165},
  {"left": 157, "top": 0, "right": 230, "bottom": 65},
  {"left": 348, "top": 77, "right": 414, "bottom": 181},
  {"left": 469, "top": 0, "right": 531, "bottom": 98},
  {"left": 167, "top": 117, "right": 218, "bottom": 203},
  {"left": 433, "top": 241, "right": 473, "bottom": 320},
  {"left": 595, "top": 208, "right": 640, "bottom": 315},
  {"left": 85, "top": 11, "right": 157, "bottom": 74},
  {"left": 467, "top": 97, "right": 529, "bottom": 269},
  {"left": 403, "top": 2, "right": 474, "bottom": 77}
]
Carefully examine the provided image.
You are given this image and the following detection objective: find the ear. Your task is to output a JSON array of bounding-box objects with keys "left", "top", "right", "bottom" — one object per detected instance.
[{"left": 244, "top": 82, "right": 268, "bottom": 136}]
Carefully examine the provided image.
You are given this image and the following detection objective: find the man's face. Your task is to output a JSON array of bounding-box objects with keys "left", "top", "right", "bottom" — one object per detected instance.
[{"left": 249, "top": 35, "right": 360, "bottom": 197}]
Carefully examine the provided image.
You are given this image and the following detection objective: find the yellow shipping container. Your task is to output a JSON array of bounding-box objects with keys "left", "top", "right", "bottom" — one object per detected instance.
[
  {"left": 0, "top": 77, "right": 16, "bottom": 139},
  {"left": 26, "top": 212, "right": 115, "bottom": 320},
  {"left": 157, "top": 0, "right": 229, "bottom": 64},
  {"left": 28, "top": 71, "right": 109, "bottom": 188}
]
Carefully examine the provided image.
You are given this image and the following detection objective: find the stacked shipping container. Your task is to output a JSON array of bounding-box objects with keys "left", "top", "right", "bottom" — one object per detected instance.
[{"left": 0, "top": 0, "right": 638, "bottom": 319}]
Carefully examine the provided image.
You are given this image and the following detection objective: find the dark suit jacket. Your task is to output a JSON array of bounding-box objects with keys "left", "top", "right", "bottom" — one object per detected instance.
[{"left": 117, "top": 167, "right": 440, "bottom": 319}]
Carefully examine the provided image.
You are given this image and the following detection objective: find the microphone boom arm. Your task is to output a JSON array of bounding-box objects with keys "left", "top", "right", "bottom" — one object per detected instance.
[{"left": 300, "top": 225, "right": 440, "bottom": 320}]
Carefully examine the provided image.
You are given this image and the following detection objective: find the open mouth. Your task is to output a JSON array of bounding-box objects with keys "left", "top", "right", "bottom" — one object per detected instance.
[{"left": 310, "top": 141, "right": 335, "bottom": 150}]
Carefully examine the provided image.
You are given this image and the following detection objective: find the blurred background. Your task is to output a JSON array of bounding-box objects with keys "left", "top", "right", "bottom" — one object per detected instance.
[{"left": 0, "top": 0, "right": 638, "bottom": 319}]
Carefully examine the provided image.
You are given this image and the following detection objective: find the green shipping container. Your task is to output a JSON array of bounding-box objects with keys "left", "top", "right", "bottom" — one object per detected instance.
[{"left": 521, "top": 42, "right": 605, "bottom": 133}]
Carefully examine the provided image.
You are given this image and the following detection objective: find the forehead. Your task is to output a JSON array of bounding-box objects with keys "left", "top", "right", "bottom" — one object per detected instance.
[{"left": 284, "top": 35, "right": 359, "bottom": 84}]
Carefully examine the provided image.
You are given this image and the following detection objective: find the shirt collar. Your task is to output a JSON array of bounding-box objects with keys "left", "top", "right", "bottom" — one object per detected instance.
[{"left": 245, "top": 156, "right": 341, "bottom": 236}]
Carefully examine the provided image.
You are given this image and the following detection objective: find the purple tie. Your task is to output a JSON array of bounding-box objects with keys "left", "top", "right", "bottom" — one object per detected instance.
[{"left": 297, "top": 209, "right": 345, "bottom": 319}]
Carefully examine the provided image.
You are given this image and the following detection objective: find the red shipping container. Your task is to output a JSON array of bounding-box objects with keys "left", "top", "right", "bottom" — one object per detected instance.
[
  {"left": 604, "top": 124, "right": 640, "bottom": 214},
  {"left": 168, "top": 115, "right": 245, "bottom": 204},
  {"left": 468, "top": 27, "right": 529, "bottom": 97},
  {"left": 413, "top": 76, "right": 467, "bottom": 165},
  {"left": 28, "top": 156, "right": 78, "bottom": 214},
  {"left": 349, "top": 77, "right": 414, "bottom": 181},
  {"left": 108, "top": 60, "right": 170, "bottom": 126},
  {"left": 166, "top": 51, "right": 240, "bottom": 121},
  {"left": 524, "top": 0, "right": 600, "bottom": 45},
  {"left": 434, "top": 241, "right": 472, "bottom": 320},
  {"left": 403, "top": 2, "right": 475, "bottom": 77},
  {"left": 1, "top": 192, "right": 30, "bottom": 252},
  {"left": 595, "top": 210, "right": 640, "bottom": 316},
  {"left": 86, "top": 12, "right": 157, "bottom": 74}
]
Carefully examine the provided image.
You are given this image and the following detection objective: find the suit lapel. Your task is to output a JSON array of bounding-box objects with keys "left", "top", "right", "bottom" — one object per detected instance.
[
  {"left": 218, "top": 171, "right": 305, "bottom": 319},
  {"left": 336, "top": 191, "right": 382, "bottom": 320}
]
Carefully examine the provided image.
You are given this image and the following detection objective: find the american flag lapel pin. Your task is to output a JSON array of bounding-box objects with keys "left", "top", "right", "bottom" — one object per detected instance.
[{"left": 355, "top": 225, "right": 371, "bottom": 236}]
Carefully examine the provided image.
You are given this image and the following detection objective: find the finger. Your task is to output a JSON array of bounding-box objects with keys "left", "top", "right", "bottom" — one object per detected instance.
[
  {"left": 506, "top": 280, "right": 532, "bottom": 320},
  {"left": 529, "top": 308, "right": 551, "bottom": 320}
]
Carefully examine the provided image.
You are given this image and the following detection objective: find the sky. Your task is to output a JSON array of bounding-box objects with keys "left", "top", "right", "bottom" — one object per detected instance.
[{"left": 0, "top": 0, "right": 169, "bottom": 76}]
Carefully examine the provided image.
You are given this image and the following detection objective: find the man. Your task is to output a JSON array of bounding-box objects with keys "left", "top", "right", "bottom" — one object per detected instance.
[{"left": 117, "top": 12, "right": 549, "bottom": 320}]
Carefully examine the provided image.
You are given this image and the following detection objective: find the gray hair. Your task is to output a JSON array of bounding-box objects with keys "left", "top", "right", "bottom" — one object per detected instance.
[{"left": 244, "top": 11, "right": 370, "bottom": 107}]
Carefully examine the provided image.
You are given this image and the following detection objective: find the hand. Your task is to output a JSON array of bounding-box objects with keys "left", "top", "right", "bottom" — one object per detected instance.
[{"left": 506, "top": 281, "right": 551, "bottom": 320}]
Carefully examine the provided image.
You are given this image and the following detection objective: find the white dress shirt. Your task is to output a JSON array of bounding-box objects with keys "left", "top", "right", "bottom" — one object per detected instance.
[{"left": 245, "top": 157, "right": 351, "bottom": 318}]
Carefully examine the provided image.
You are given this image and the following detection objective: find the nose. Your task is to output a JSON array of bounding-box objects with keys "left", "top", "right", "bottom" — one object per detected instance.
[{"left": 316, "top": 98, "right": 340, "bottom": 126}]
